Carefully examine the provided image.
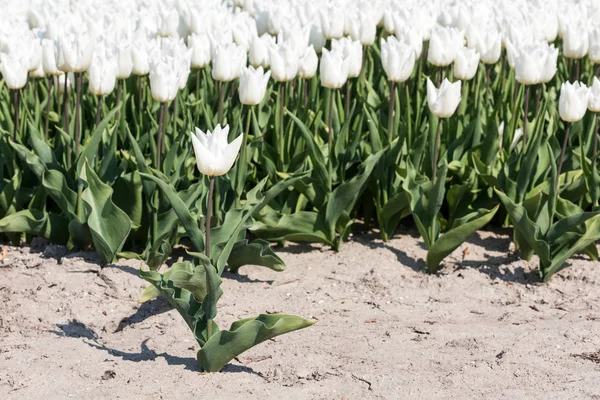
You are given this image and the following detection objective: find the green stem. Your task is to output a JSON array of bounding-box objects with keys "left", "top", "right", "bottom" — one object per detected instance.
[
  {"left": 432, "top": 117, "right": 442, "bottom": 183},
  {"left": 328, "top": 88, "right": 335, "bottom": 192},
  {"left": 206, "top": 176, "right": 215, "bottom": 340},
  {"left": 523, "top": 85, "right": 530, "bottom": 147},
  {"left": 556, "top": 122, "right": 571, "bottom": 193},
  {"left": 75, "top": 72, "right": 82, "bottom": 158},
  {"left": 388, "top": 80, "right": 395, "bottom": 145},
  {"left": 44, "top": 77, "right": 53, "bottom": 141},
  {"left": 279, "top": 83, "right": 285, "bottom": 166}
]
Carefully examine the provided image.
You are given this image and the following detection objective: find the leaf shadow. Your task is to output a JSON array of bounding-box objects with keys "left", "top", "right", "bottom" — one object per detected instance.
[{"left": 114, "top": 297, "right": 172, "bottom": 333}]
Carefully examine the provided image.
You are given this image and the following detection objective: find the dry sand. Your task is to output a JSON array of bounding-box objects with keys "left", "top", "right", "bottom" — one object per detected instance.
[{"left": 1, "top": 229, "right": 599, "bottom": 399}]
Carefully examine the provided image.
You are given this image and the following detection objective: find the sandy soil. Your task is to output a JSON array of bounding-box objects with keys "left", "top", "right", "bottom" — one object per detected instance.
[{"left": 0, "top": 229, "right": 599, "bottom": 399}]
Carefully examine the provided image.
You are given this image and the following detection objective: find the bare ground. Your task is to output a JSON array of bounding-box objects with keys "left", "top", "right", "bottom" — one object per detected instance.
[{"left": 0, "top": 229, "right": 599, "bottom": 399}]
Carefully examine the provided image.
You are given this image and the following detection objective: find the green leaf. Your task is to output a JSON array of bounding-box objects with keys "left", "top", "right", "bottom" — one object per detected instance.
[
  {"left": 81, "top": 163, "right": 131, "bottom": 263},
  {"left": 197, "top": 314, "right": 314, "bottom": 372},
  {"left": 426, "top": 205, "right": 499, "bottom": 272},
  {"left": 286, "top": 110, "right": 329, "bottom": 185},
  {"left": 227, "top": 239, "right": 285, "bottom": 273},
  {"left": 0, "top": 210, "right": 69, "bottom": 245}
]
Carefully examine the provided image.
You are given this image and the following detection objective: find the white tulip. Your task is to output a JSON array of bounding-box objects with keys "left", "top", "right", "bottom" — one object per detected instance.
[
  {"left": 539, "top": 44, "right": 558, "bottom": 84},
  {"left": 211, "top": 43, "right": 246, "bottom": 82},
  {"left": 319, "top": 48, "right": 349, "bottom": 89},
  {"left": 56, "top": 31, "right": 95, "bottom": 72},
  {"left": 190, "top": 125, "right": 243, "bottom": 177},
  {"left": 0, "top": 52, "right": 28, "bottom": 89},
  {"left": 563, "top": 24, "right": 589, "bottom": 60},
  {"left": 42, "top": 39, "right": 61, "bottom": 76},
  {"left": 238, "top": 66, "right": 271, "bottom": 106},
  {"left": 589, "top": 27, "right": 600, "bottom": 64},
  {"left": 88, "top": 48, "right": 117, "bottom": 96},
  {"left": 55, "top": 72, "right": 74, "bottom": 94},
  {"left": 269, "top": 42, "right": 299, "bottom": 82},
  {"left": 454, "top": 46, "right": 480, "bottom": 81},
  {"left": 476, "top": 29, "right": 502, "bottom": 65},
  {"left": 249, "top": 33, "right": 275, "bottom": 68},
  {"left": 427, "top": 25, "right": 462, "bottom": 67},
  {"left": 319, "top": 7, "right": 344, "bottom": 40},
  {"left": 588, "top": 77, "right": 600, "bottom": 113},
  {"left": 514, "top": 44, "right": 543, "bottom": 85},
  {"left": 331, "top": 38, "right": 362, "bottom": 78},
  {"left": 348, "top": 13, "right": 376, "bottom": 46},
  {"left": 149, "top": 57, "right": 179, "bottom": 103},
  {"left": 189, "top": 33, "right": 211, "bottom": 69},
  {"left": 115, "top": 43, "right": 133, "bottom": 80},
  {"left": 559, "top": 81, "right": 589, "bottom": 122},
  {"left": 380, "top": 36, "right": 415, "bottom": 83},
  {"left": 395, "top": 24, "right": 423, "bottom": 59},
  {"left": 427, "top": 78, "right": 462, "bottom": 118},
  {"left": 308, "top": 23, "right": 326, "bottom": 53},
  {"left": 298, "top": 45, "right": 318, "bottom": 79}
]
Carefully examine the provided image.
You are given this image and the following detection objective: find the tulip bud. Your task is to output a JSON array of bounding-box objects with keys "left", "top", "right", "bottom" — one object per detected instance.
[
  {"left": 514, "top": 44, "right": 542, "bottom": 85},
  {"left": 319, "top": 48, "right": 349, "bottom": 89},
  {"left": 57, "top": 31, "right": 95, "bottom": 73},
  {"left": 269, "top": 42, "right": 299, "bottom": 82},
  {"left": 589, "top": 77, "right": 600, "bottom": 113},
  {"left": 589, "top": 27, "right": 600, "bottom": 64},
  {"left": 476, "top": 29, "right": 502, "bottom": 65},
  {"left": 238, "top": 66, "right": 270, "bottom": 106},
  {"left": 319, "top": 7, "right": 344, "bottom": 40},
  {"left": 42, "top": 39, "right": 61, "bottom": 76},
  {"left": 380, "top": 36, "right": 415, "bottom": 83},
  {"left": 427, "top": 78, "right": 462, "bottom": 118},
  {"left": 348, "top": 13, "right": 376, "bottom": 46},
  {"left": 395, "top": 24, "right": 423, "bottom": 59},
  {"left": 427, "top": 25, "right": 462, "bottom": 67},
  {"left": 211, "top": 43, "right": 246, "bottom": 82},
  {"left": 298, "top": 45, "right": 318, "bottom": 79},
  {"left": 308, "top": 23, "right": 326, "bottom": 53},
  {"left": 454, "top": 46, "right": 479, "bottom": 81},
  {"left": 190, "top": 125, "right": 243, "bottom": 177},
  {"left": 539, "top": 44, "right": 558, "bottom": 84},
  {"left": 559, "top": 81, "right": 589, "bottom": 122}
]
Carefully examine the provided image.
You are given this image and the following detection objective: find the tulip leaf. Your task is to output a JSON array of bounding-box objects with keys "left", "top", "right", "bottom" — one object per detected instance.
[
  {"left": 0, "top": 209, "right": 69, "bottom": 245},
  {"left": 197, "top": 314, "right": 315, "bottom": 372},
  {"left": 81, "top": 163, "right": 131, "bottom": 264},
  {"left": 227, "top": 239, "right": 285, "bottom": 273}
]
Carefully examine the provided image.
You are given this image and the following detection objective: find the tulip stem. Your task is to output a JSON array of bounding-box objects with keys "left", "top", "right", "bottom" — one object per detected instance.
[
  {"left": 303, "top": 79, "right": 308, "bottom": 107},
  {"left": 44, "top": 77, "right": 53, "bottom": 141},
  {"left": 95, "top": 96, "right": 103, "bottom": 128},
  {"left": 594, "top": 113, "right": 599, "bottom": 162},
  {"left": 217, "top": 82, "right": 224, "bottom": 125},
  {"left": 328, "top": 88, "right": 335, "bottom": 192},
  {"left": 173, "top": 94, "right": 179, "bottom": 135},
  {"left": 12, "top": 89, "right": 19, "bottom": 140},
  {"left": 206, "top": 177, "right": 215, "bottom": 260},
  {"left": 279, "top": 83, "right": 285, "bottom": 166},
  {"left": 75, "top": 72, "right": 82, "bottom": 159},
  {"left": 115, "top": 80, "right": 121, "bottom": 123},
  {"left": 556, "top": 122, "right": 571, "bottom": 193},
  {"left": 388, "top": 81, "right": 396, "bottom": 144},
  {"left": 157, "top": 102, "right": 167, "bottom": 167},
  {"left": 523, "top": 85, "right": 530, "bottom": 147},
  {"left": 137, "top": 75, "right": 143, "bottom": 116},
  {"left": 63, "top": 75, "right": 70, "bottom": 168},
  {"left": 432, "top": 118, "right": 442, "bottom": 184},
  {"left": 345, "top": 80, "right": 351, "bottom": 119}
]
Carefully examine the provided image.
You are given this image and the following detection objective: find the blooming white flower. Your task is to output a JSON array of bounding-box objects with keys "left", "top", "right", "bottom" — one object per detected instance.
[
  {"left": 427, "top": 78, "right": 462, "bottom": 118},
  {"left": 454, "top": 46, "right": 479, "bottom": 81},
  {"left": 238, "top": 66, "right": 271, "bottom": 106},
  {"left": 190, "top": 125, "right": 243, "bottom": 176},
  {"left": 380, "top": 36, "right": 415, "bottom": 83},
  {"left": 559, "top": 81, "right": 589, "bottom": 122},
  {"left": 319, "top": 48, "right": 349, "bottom": 89},
  {"left": 589, "top": 77, "right": 600, "bottom": 113}
]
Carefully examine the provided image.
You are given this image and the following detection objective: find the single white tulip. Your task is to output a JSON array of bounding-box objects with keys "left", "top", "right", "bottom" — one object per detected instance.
[
  {"left": 319, "top": 48, "right": 349, "bottom": 89},
  {"left": 588, "top": 77, "right": 600, "bottom": 113},
  {"left": 395, "top": 24, "right": 423, "bottom": 59},
  {"left": 563, "top": 24, "right": 589, "bottom": 60},
  {"left": 159, "top": 9, "right": 179, "bottom": 37},
  {"left": 190, "top": 125, "right": 243, "bottom": 177},
  {"left": 115, "top": 43, "right": 133, "bottom": 80},
  {"left": 0, "top": 52, "right": 28, "bottom": 89},
  {"left": 238, "top": 66, "right": 271, "bottom": 106},
  {"left": 476, "top": 29, "right": 502, "bottom": 65},
  {"left": 514, "top": 44, "right": 542, "bottom": 85},
  {"left": 189, "top": 33, "right": 212, "bottom": 69},
  {"left": 539, "top": 45, "right": 558, "bottom": 84},
  {"left": 589, "top": 27, "right": 600, "bottom": 64},
  {"left": 149, "top": 57, "right": 179, "bottom": 103},
  {"left": 427, "top": 25, "right": 462, "bottom": 67},
  {"left": 42, "top": 39, "right": 61, "bottom": 76},
  {"left": 269, "top": 43, "right": 299, "bottom": 82},
  {"left": 56, "top": 31, "right": 95, "bottom": 72},
  {"left": 331, "top": 38, "right": 362, "bottom": 78},
  {"left": 249, "top": 33, "right": 275, "bottom": 68},
  {"left": 308, "top": 23, "right": 326, "bottom": 53},
  {"left": 559, "top": 81, "right": 589, "bottom": 122},
  {"left": 298, "top": 45, "right": 318, "bottom": 79},
  {"left": 380, "top": 36, "right": 415, "bottom": 83},
  {"left": 454, "top": 46, "right": 480, "bottom": 81},
  {"left": 427, "top": 78, "right": 462, "bottom": 118},
  {"left": 211, "top": 43, "right": 246, "bottom": 82},
  {"left": 319, "top": 7, "right": 344, "bottom": 40},
  {"left": 348, "top": 13, "right": 376, "bottom": 46},
  {"left": 88, "top": 50, "right": 117, "bottom": 96}
]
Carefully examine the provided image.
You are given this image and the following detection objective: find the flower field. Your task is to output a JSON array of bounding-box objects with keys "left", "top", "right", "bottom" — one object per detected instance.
[{"left": 1, "top": 0, "right": 600, "bottom": 375}]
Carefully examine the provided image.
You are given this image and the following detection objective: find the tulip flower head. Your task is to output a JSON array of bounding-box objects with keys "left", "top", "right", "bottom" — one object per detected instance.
[
  {"left": 298, "top": 45, "right": 318, "bottom": 79},
  {"left": 559, "top": 81, "right": 589, "bottom": 122},
  {"left": 563, "top": 23, "right": 589, "bottom": 60},
  {"left": 589, "top": 77, "right": 600, "bottom": 113},
  {"left": 269, "top": 42, "right": 299, "bottom": 82},
  {"left": 88, "top": 46, "right": 117, "bottom": 96},
  {"left": 427, "top": 25, "right": 462, "bottom": 67},
  {"left": 249, "top": 33, "right": 275, "bottom": 68},
  {"left": 211, "top": 43, "right": 246, "bottom": 82},
  {"left": 190, "top": 125, "right": 243, "bottom": 177},
  {"left": 238, "top": 65, "right": 271, "bottom": 106},
  {"left": 427, "top": 78, "right": 462, "bottom": 118},
  {"left": 454, "top": 46, "right": 480, "bottom": 81},
  {"left": 0, "top": 52, "right": 29, "bottom": 90},
  {"left": 589, "top": 27, "right": 600, "bottom": 64},
  {"left": 331, "top": 38, "right": 362, "bottom": 78},
  {"left": 380, "top": 36, "right": 415, "bottom": 83},
  {"left": 319, "top": 48, "right": 349, "bottom": 89}
]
